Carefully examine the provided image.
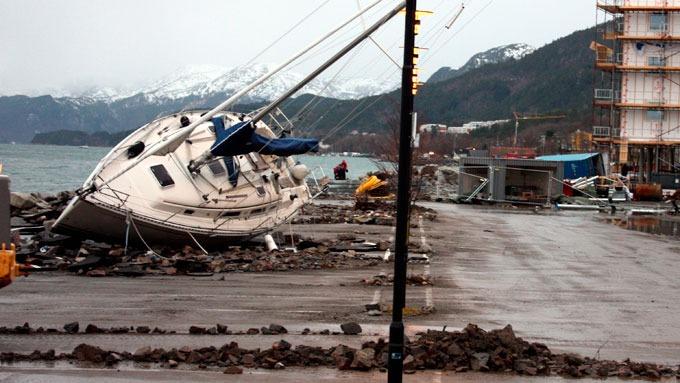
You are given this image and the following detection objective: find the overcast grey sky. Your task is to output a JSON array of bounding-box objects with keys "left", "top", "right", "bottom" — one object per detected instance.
[{"left": 0, "top": 0, "right": 594, "bottom": 96}]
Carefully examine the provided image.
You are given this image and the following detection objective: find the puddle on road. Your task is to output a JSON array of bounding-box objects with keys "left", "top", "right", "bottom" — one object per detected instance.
[{"left": 603, "top": 216, "right": 680, "bottom": 239}]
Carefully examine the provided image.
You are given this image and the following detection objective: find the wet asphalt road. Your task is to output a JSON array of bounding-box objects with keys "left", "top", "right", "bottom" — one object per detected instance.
[{"left": 1, "top": 203, "right": 679, "bottom": 381}]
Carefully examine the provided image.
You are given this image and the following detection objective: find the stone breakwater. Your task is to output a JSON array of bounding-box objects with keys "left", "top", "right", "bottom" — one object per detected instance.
[{"left": 1, "top": 324, "right": 676, "bottom": 379}]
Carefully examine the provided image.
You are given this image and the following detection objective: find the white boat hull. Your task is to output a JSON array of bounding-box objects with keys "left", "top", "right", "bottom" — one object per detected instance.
[{"left": 53, "top": 110, "right": 312, "bottom": 248}]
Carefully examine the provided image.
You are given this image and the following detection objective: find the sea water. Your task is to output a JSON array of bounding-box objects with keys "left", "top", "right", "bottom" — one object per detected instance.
[{"left": 0, "top": 144, "right": 385, "bottom": 193}]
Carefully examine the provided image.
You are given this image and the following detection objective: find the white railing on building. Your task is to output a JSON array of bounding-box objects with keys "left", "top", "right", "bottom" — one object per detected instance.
[
  {"left": 593, "top": 126, "right": 612, "bottom": 136},
  {"left": 593, "top": 126, "right": 622, "bottom": 137},
  {"left": 595, "top": 89, "right": 615, "bottom": 100},
  {"left": 598, "top": 0, "right": 680, "bottom": 8}
]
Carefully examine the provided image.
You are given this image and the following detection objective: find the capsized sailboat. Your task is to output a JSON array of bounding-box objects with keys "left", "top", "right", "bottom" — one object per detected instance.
[
  {"left": 54, "top": 109, "right": 318, "bottom": 247},
  {"left": 53, "top": 0, "right": 406, "bottom": 248}
]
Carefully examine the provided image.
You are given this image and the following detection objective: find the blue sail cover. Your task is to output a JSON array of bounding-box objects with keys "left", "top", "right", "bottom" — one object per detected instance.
[{"left": 210, "top": 117, "right": 319, "bottom": 157}]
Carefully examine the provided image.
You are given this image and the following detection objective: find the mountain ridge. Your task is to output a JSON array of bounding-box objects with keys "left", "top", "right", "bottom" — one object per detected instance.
[
  {"left": 1, "top": 28, "right": 594, "bottom": 145},
  {"left": 427, "top": 43, "right": 535, "bottom": 83}
]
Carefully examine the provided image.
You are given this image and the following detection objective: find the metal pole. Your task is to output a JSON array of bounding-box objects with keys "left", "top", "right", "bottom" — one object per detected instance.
[
  {"left": 0, "top": 175, "right": 10, "bottom": 246},
  {"left": 388, "top": 0, "right": 416, "bottom": 382}
]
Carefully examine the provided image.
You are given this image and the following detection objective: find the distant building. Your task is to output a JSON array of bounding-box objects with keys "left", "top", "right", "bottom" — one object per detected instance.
[
  {"left": 420, "top": 119, "right": 510, "bottom": 135},
  {"left": 593, "top": 0, "right": 680, "bottom": 180}
]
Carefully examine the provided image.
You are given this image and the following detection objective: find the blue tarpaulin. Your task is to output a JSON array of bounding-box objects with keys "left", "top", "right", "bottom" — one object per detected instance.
[
  {"left": 210, "top": 117, "right": 319, "bottom": 158},
  {"left": 223, "top": 156, "right": 239, "bottom": 187},
  {"left": 536, "top": 153, "right": 604, "bottom": 179}
]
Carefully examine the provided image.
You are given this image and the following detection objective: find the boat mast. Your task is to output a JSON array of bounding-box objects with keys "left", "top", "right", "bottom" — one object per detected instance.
[
  {"left": 250, "top": 3, "right": 406, "bottom": 124},
  {"left": 90, "top": 0, "right": 385, "bottom": 192},
  {"left": 187, "top": 1, "right": 408, "bottom": 172}
]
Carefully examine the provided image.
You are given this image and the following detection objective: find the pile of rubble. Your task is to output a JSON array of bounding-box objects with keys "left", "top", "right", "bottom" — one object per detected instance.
[
  {"left": 9, "top": 192, "right": 436, "bottom": 277},
  {"left": 293, "top": 203, "right": 437, "bottom": 226},
  {"left": 18, "top": 239, "right": 386, "bottom": 277},
  {"left": 361, "top": 272, "right": 433, "bottom": 286},
  {"left": 416, "top": 165, "right": 459, "bottom": 202},
  {"left": 0, "top": 322, "right": 365, "bottom": 337},
  {"left": 1, "top": 324, "right": 676, "bottom": 379},
  {"left": 9, "top": 191, "right": 73, "bottom": 228}
]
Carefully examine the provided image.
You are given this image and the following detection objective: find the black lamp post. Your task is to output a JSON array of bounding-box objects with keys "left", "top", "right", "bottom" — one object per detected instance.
[{"left": 387, "top": 0, "right": 417, "bottom": 382}]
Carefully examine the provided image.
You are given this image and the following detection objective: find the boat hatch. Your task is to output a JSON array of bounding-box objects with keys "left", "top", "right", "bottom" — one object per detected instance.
[
  {"left": 150, "top": 165, "right": 175, "bottom": 187},
  {"left": 208, "top": 160, "right": 226, "bottom": 176}
]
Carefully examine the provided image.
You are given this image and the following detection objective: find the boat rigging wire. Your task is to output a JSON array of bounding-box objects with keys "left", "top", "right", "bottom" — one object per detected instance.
[
  {"left": 94, "top": 0, "right": 386, "bottom": 192},
  {"left": 422, "top": 0, "right": 495, "bottom": 66},
  {"left": 294, "top": 0, "right": 496, "bottom": 150},
  {"left": 245, "top": 0, "right": 332, "bottom": 67},
  {"left": 445, "top": 2, "right": 465, "bottom": 29}
]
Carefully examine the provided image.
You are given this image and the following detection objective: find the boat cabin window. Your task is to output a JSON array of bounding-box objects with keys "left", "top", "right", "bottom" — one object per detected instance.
[
  {"left": 220, "top": 211, "right": 240, "bottom": 218},
  {"left": 150, "top": 165, "right": 175, "bottom": 187},
  {"left": 207, "top": 160, "right": 226, "bottom": 176},
  {"left": 250, "top": 207, "right": 266, "bottom": 215}
]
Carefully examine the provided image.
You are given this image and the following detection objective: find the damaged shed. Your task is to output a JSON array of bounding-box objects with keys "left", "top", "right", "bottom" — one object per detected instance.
[{"left": 458, "top": 157, "right": 563, "bottom": 204}]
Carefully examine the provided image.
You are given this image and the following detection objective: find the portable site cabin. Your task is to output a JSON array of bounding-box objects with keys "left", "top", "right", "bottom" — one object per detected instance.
[
  {"left": 536, "top": 153, "right": 606, "bottom": 180},
  {"left": 458, "top": 157, "right": 564, "bottom": 204}
]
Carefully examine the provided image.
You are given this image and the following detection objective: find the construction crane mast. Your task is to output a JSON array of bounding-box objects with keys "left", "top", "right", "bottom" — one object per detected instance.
[{"left": 512, "top": 112, "right": 566, "bottom": 146}]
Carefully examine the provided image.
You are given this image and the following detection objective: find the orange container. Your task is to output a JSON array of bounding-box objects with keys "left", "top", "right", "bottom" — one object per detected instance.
[
  {"left": 633, "top": 183, "right": 663, "bottom": 201},
  {"left": 0, "top": 243, "right": 19, "bottom": 289}
]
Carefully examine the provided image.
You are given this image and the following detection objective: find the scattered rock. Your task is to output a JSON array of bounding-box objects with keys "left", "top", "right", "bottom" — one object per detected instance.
[
  {"left": 340, "top": 322, "right": 362, "bottom": 335},
  {"left": 273, "top": 340, "right": 292, "bottom": 351},
  {"left": 223, "top": 366, "right": 244, "bottom": 374},
  {"left": 72, "top": 344, "right": 105, "bottom": 362},
  {"left": 63, "top": 322, "right": 79, "bottom": 334},
  {"left": 351, "top": 348, "right": 375, "bottom": 370},
  {"left": 269, "top": 324, "right": 287, "bottom": 334}
]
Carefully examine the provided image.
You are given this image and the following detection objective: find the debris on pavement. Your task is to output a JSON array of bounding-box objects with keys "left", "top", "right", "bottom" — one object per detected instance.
[
  {"left": 1, "top": 324, "right": 677, "bottom": 380},
  {"left": 361, "top": 272, "right": 433, "bottom": 286}
]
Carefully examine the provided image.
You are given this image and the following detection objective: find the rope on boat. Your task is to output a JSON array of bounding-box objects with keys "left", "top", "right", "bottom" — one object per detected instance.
[
  {"left": 126, "top": 211, "right": 167, "bottom": 259},
  {"left": 124, "top": 213, "right": 131, "bottom": 256},
  {"left": 187, "top": 231, "right": 210, "bottom": 255}
]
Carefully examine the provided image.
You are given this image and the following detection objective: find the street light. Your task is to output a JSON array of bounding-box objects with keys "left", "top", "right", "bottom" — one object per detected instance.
[{"left": 387, "top": 1, "right": 419, "bottom": 382}]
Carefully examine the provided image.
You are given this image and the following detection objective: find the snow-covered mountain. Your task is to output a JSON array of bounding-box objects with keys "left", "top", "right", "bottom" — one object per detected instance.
[
  {"left": 63, "top": 64, "right": 398, "bottom": 104},
  {"left": 428, "top": 43, "right": 535, "bottom": 83}
]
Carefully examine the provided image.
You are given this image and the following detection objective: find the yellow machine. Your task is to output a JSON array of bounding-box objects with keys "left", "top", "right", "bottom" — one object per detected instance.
[
  {"left": 0, "top": 243, "right": 20, "bottom": 289},
  {"left": 355, "top": 175, "right": 395, "bottom": 210},
  {"left": 0, "top": 169, "right": 23, "bottom": 289},
  {"left": 355, "top": 175, "right": 388, "bottom": 196}
]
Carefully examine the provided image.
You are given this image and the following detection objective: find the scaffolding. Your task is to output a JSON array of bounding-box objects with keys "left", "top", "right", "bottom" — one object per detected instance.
[{"left": 593, "top": 0, "right": 680, "bottom": 186}]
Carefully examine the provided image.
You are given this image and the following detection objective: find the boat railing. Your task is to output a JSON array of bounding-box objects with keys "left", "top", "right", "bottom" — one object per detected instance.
[{"left": 307, "top": 165, "right": 330, "bottom": 198}]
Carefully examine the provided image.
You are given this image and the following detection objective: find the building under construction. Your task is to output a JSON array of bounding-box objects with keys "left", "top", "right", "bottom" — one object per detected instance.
[{"left": 593, "top": 0, "right": 680, "bottom": 188}]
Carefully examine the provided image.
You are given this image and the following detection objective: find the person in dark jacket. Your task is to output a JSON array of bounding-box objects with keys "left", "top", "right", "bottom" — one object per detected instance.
[{"left": 333, "top": 160, "right": 348, "bottom": 180}]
